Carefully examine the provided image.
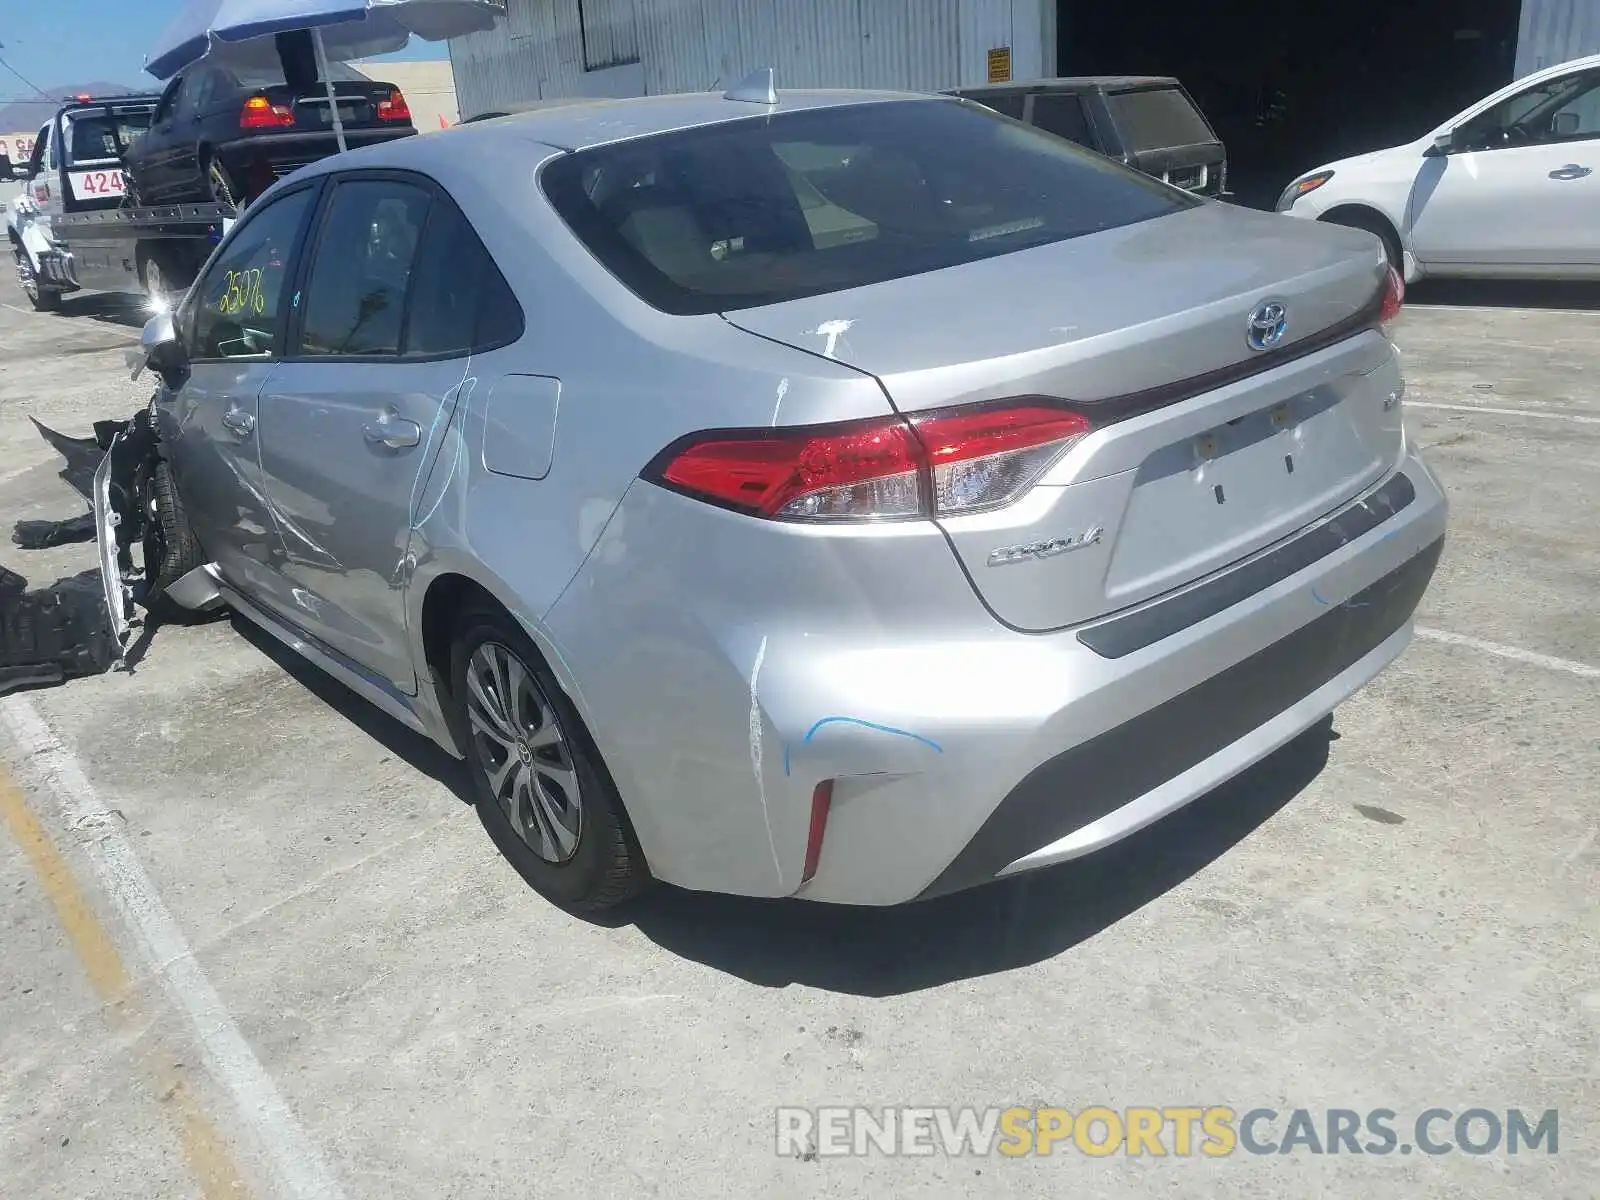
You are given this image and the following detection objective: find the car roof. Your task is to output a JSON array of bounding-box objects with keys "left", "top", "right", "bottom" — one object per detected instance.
[
  {"left": 953, "top": 76, "right": 1182, "bottom": 94},
  {"left": 284, "top": 88, "right": 936, "bottom": 185},
  {"left": 453, "top": 88, "right": 928, "bottom": 151}
]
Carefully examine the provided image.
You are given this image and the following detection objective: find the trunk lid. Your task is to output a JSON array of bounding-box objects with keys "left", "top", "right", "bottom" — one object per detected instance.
[
  {"left": 725, "top": 203, "right": 1404, "bottom": 632},
  {"left": 263, "top": 81, "right": 412, "bottom": 132}
]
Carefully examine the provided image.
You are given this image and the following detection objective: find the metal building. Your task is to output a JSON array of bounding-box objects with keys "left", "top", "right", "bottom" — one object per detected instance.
[
  {"left": 1516, "top": 0, "right": 1600, "bottom": 75},
  {"left": 447, "top": 0, "right": 1055, "bottom": 118}
]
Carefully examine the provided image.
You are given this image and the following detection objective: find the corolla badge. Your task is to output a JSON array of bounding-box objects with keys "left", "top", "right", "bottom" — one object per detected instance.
[
  {"left": 1246, "top": 300, "right": 1289, "bottom": 351},
  {"left": 988, "top": 526, "right": 1104, "bottom": 567}
]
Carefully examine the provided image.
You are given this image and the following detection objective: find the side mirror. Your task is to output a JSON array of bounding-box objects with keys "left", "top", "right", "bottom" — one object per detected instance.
[
  {"left": 1552, "top": 111, "right": 1580, "bottom": 137},
  {"left": 1428, "top": 130, "right": 1457, "bottom": 156},
  {"left": 135, "top": 311, "right": 188, "bottom": 386}
]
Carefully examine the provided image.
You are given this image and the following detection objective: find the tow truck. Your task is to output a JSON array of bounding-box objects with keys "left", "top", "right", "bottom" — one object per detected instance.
[{"left": 6, "top": 93, "right": 236, "bottom": 312}]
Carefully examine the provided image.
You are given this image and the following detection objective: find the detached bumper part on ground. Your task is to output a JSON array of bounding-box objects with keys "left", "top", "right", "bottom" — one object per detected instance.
[{"left": 0, "top": 565, "right": 117, "bottom": 696}]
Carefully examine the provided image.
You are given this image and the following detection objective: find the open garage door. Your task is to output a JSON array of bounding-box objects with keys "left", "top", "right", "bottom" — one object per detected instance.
[{"left": 1059, "top": 0, "right": 1522, "bottom": 207}]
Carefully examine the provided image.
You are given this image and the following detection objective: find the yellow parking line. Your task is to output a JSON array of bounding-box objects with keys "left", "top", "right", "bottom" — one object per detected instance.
[{"left": 0, "top": 769, "right": 252, "bottom": 1200}]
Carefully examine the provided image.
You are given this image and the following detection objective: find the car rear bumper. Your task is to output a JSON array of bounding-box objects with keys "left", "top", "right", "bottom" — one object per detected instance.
[
  {"left": 919, "top": 532, "right": 1440, "bottom": 898},
  {"left": 544, "top": 445, "right": 1447, "bottom": 906}
]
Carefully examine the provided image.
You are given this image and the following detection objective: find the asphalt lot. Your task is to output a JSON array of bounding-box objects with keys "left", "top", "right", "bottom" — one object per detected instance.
[{"left": 0, "top": 274, "right": 1596, "bottom": 1199}]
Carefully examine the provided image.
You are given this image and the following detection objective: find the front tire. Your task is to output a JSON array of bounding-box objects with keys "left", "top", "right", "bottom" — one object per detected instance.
[
  {"left": 136, "top": 428, "right": 210, "bottom": 625},
  {"left": 13, "top": 246, "right": 61, "bottom": 312},
  {"left": 1323, "top": 209, "right": 1403, "bottom": 276},
  {"left": 449, "top": 605, "right": 650, "bottom": 912}
]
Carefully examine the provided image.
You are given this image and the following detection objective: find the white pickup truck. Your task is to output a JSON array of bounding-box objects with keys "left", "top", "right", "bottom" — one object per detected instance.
[{"left": 6, "top": 94, "right": 231, "bottom": 312}]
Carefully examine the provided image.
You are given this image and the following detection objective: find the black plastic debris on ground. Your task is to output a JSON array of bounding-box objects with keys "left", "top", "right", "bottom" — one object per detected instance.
[
  {"left": 0, "top": 565, "right": 118, "bottom": 696},
  {"left": 12, "top": 512, "right": 96, "bottom": 549},
  {"left": 30, "top": 416, "right": 128, "bottom": 500}
]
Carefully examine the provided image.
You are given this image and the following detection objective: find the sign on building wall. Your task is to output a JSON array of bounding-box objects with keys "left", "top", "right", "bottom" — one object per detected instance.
[{"left": 986, "top": 46, "right": 1012, "bottom": 83}]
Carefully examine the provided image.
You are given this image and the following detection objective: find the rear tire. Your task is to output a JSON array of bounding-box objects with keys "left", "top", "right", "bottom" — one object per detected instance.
[
  {"left": 206, "top": 158, "right": 240, "bottom": 211},
  {"left": 449, "top": 604, "right": 650, "bottom": 913},
  {"left": 139, "top": 247, "right": 193, "bottom": 313}
]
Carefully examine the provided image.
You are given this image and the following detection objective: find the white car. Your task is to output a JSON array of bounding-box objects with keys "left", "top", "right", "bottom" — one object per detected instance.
[{"left": 1278, "top": 53, "right": 1600, "bottom": 282}]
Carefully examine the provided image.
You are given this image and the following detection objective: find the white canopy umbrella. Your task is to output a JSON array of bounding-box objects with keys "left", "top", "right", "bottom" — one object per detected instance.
[{"left": 144, "top": 0, "right": 503, "bottom": 151}]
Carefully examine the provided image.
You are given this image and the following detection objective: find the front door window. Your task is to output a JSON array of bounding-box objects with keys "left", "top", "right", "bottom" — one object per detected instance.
[{"left": 189, "top": 188, "right": 316, "bottom": 360}]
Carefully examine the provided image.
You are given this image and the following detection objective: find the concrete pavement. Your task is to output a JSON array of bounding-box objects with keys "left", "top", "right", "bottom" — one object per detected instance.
[{"left": 0, "top": 276, "right": 1595, "bottom": 1198}]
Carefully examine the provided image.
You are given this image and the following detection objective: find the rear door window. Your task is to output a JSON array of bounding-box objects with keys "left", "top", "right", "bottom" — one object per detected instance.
[
  {"left": 541, "top": 98, "right": 1196, "bottom": 315},
  {"left": 1030, "top": 93, "right": 1094, "bottom": 148},
  {"left": 1104, "top": 87, "right": 1216, "bottom": 151},
  {"left": 296, "top": 179, "right": 432, "bottom": 357}
]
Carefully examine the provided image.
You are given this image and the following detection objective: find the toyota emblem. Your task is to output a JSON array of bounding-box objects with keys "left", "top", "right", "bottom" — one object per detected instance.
[{"left": 1246, "top": 300, "right": 1288, "bottom": 351}]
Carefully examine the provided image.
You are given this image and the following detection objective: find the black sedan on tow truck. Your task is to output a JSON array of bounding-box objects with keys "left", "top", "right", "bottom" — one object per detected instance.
[{"left": 123, "top": 61, "right": 416, "bottom": 208}]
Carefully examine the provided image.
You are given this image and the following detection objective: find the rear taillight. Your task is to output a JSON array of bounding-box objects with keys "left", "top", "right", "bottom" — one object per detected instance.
[
  {"left": 645, "top": 399, "right": 1091, "bottom": 523},
  {"left": 1378, "top": 265, "right": 1404, "bottom": 332},
  {"left": 240, "top": 95, "right": 294, "bottom": 129},
  {"left": 377, "top": 89, "right": 412, "bottom": 123}
]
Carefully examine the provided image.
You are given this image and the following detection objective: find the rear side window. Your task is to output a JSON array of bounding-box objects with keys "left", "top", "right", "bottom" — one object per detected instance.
[
  {"left": 1030, "top": 94, "right": 1094, "bottom": 148},
  {"left": 1105, "top": 88, "right": 1215, "bottom": 151},
  {"left": 65, "top": 112, "right": 152, "bottom": 163},
  {"left": 298, "top": 180, "right": 432, "bottom": 357},
  {"left": 403, "top": 201, "right": 524, "bottom": 355},
  {"left": 541, "top": 98, "right": 1195, "bottom": 315},
  {"left": 968, "top": 92, "right": 1025, "bottom": 120}
]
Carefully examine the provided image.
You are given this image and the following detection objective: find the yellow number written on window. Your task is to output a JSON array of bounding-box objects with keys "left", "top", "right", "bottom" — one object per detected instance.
[{"left": 214, "top": 268, "right": 267, "bottom": 316}]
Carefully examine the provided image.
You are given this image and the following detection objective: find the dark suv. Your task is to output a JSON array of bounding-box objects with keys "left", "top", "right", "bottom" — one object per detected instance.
[
  {"left": 946, "top": 76, "right": 1228, "bottom": 198},
  {"left": 123, "top": 62, "right": 417, "bottom": 208}
]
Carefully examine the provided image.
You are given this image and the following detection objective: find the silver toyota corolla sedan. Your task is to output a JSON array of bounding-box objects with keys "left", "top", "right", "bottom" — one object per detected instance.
[{"left": 128, "top": 83, "right": 1447, "bottom": 912}]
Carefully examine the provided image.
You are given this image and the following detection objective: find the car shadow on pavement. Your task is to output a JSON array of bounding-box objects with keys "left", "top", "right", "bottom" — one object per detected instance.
[
  {"left": 58, "top": 292, "right": 151, "bottom": 329},
  {"left": 1406, "top": 279, "right": 1600, "bottom": 311},
  {"left": 625, "top": 718, "right": 1336, "bottom": 996},
  {"left": 227, "top": 614, "right": 476, "bottom": 806}
]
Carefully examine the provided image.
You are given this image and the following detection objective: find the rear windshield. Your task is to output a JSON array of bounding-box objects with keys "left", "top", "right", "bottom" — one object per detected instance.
[
  {"left": 1105, "top": 88, "right": 1216, "bottom": 151},
  {"left": 541, "top": 98, "right": 1198, "bottom": 315},
  {"left": 64, "top": 110, "right": 153, "bottom": 163}
]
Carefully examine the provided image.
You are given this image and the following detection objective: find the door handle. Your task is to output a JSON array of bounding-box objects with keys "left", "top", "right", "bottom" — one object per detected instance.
[
  {"left": 362, "top": 410, "right": 421, "bottom": 450},
  {"left": 220, "top": 408, "right": 255, "bottom": 437},
  {"left": 1549, "top": 164, "right": 1593, "bottom": 180}
]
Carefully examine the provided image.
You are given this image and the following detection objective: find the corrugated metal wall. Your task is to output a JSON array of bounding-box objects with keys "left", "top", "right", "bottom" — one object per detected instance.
[
  {"left": 449, "top": 0, "right": 1050, "bottom": 118},
  {"left": 1516, "top": 0, "right": 1600, "bottom": 75}
]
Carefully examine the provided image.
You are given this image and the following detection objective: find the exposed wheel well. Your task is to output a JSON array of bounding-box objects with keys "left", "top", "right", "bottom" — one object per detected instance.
[
  {"left": 420, "top": 573, "right": 497, "bottom": 700},
  {"left": 1319, "top": 205, "right": 1403, "bottom": 269}
]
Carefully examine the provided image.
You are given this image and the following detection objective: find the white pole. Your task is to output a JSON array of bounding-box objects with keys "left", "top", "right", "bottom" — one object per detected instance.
[{"left": 312, "top": 26, "right": 347, "bottom": 154}]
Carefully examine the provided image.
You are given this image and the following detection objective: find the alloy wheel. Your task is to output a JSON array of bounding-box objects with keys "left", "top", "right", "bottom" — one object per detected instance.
[{"left": 465, "top": 641, "right": 583, "bottom": 864}]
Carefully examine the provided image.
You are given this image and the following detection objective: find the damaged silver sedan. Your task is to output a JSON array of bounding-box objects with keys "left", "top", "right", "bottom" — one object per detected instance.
[{"left": 99, "top": 84, "right": 1445, "bottom": 913}]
